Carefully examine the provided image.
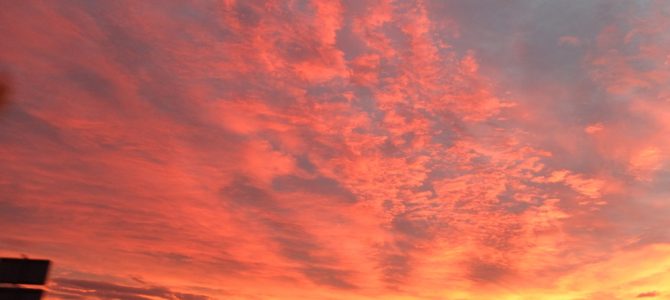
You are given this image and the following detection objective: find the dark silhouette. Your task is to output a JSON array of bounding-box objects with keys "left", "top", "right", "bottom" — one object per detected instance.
[
  {"left": 0, "top": 287, "right": 43, "bottom": 300},
  {"left": 0, "top": 257, "right": 51, "bottom": 300}
]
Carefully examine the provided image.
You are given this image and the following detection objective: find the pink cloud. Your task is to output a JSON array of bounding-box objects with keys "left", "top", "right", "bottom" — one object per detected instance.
[
  {"left": 1, "top": 1, "right": 670, "bottom": 299},
  {"left": 558, "top": 35, "right": 581, "bottom": 47}
]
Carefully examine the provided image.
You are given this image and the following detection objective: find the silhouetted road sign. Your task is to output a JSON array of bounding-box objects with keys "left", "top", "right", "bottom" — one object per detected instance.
[
  {"left": 0, "top": 287, "right": 43, "bottom": 300},
  {"left": 0, "top": 258, "right": 50, "bottom": 284}
]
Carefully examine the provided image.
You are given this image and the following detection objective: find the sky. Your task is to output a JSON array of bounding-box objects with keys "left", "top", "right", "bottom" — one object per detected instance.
[{"left": 1, "top": 0, "right": 670, "bottom": 299}]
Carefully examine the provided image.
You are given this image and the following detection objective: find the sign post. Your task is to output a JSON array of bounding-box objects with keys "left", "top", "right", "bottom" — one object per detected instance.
[{"left": 0, "top": 258, "right": 51, "bottom": 300}]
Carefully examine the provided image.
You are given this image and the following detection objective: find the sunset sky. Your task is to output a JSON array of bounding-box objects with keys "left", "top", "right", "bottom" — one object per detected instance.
[{"left": 1, "top": 1, "right": 670, "bottom": 299}]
